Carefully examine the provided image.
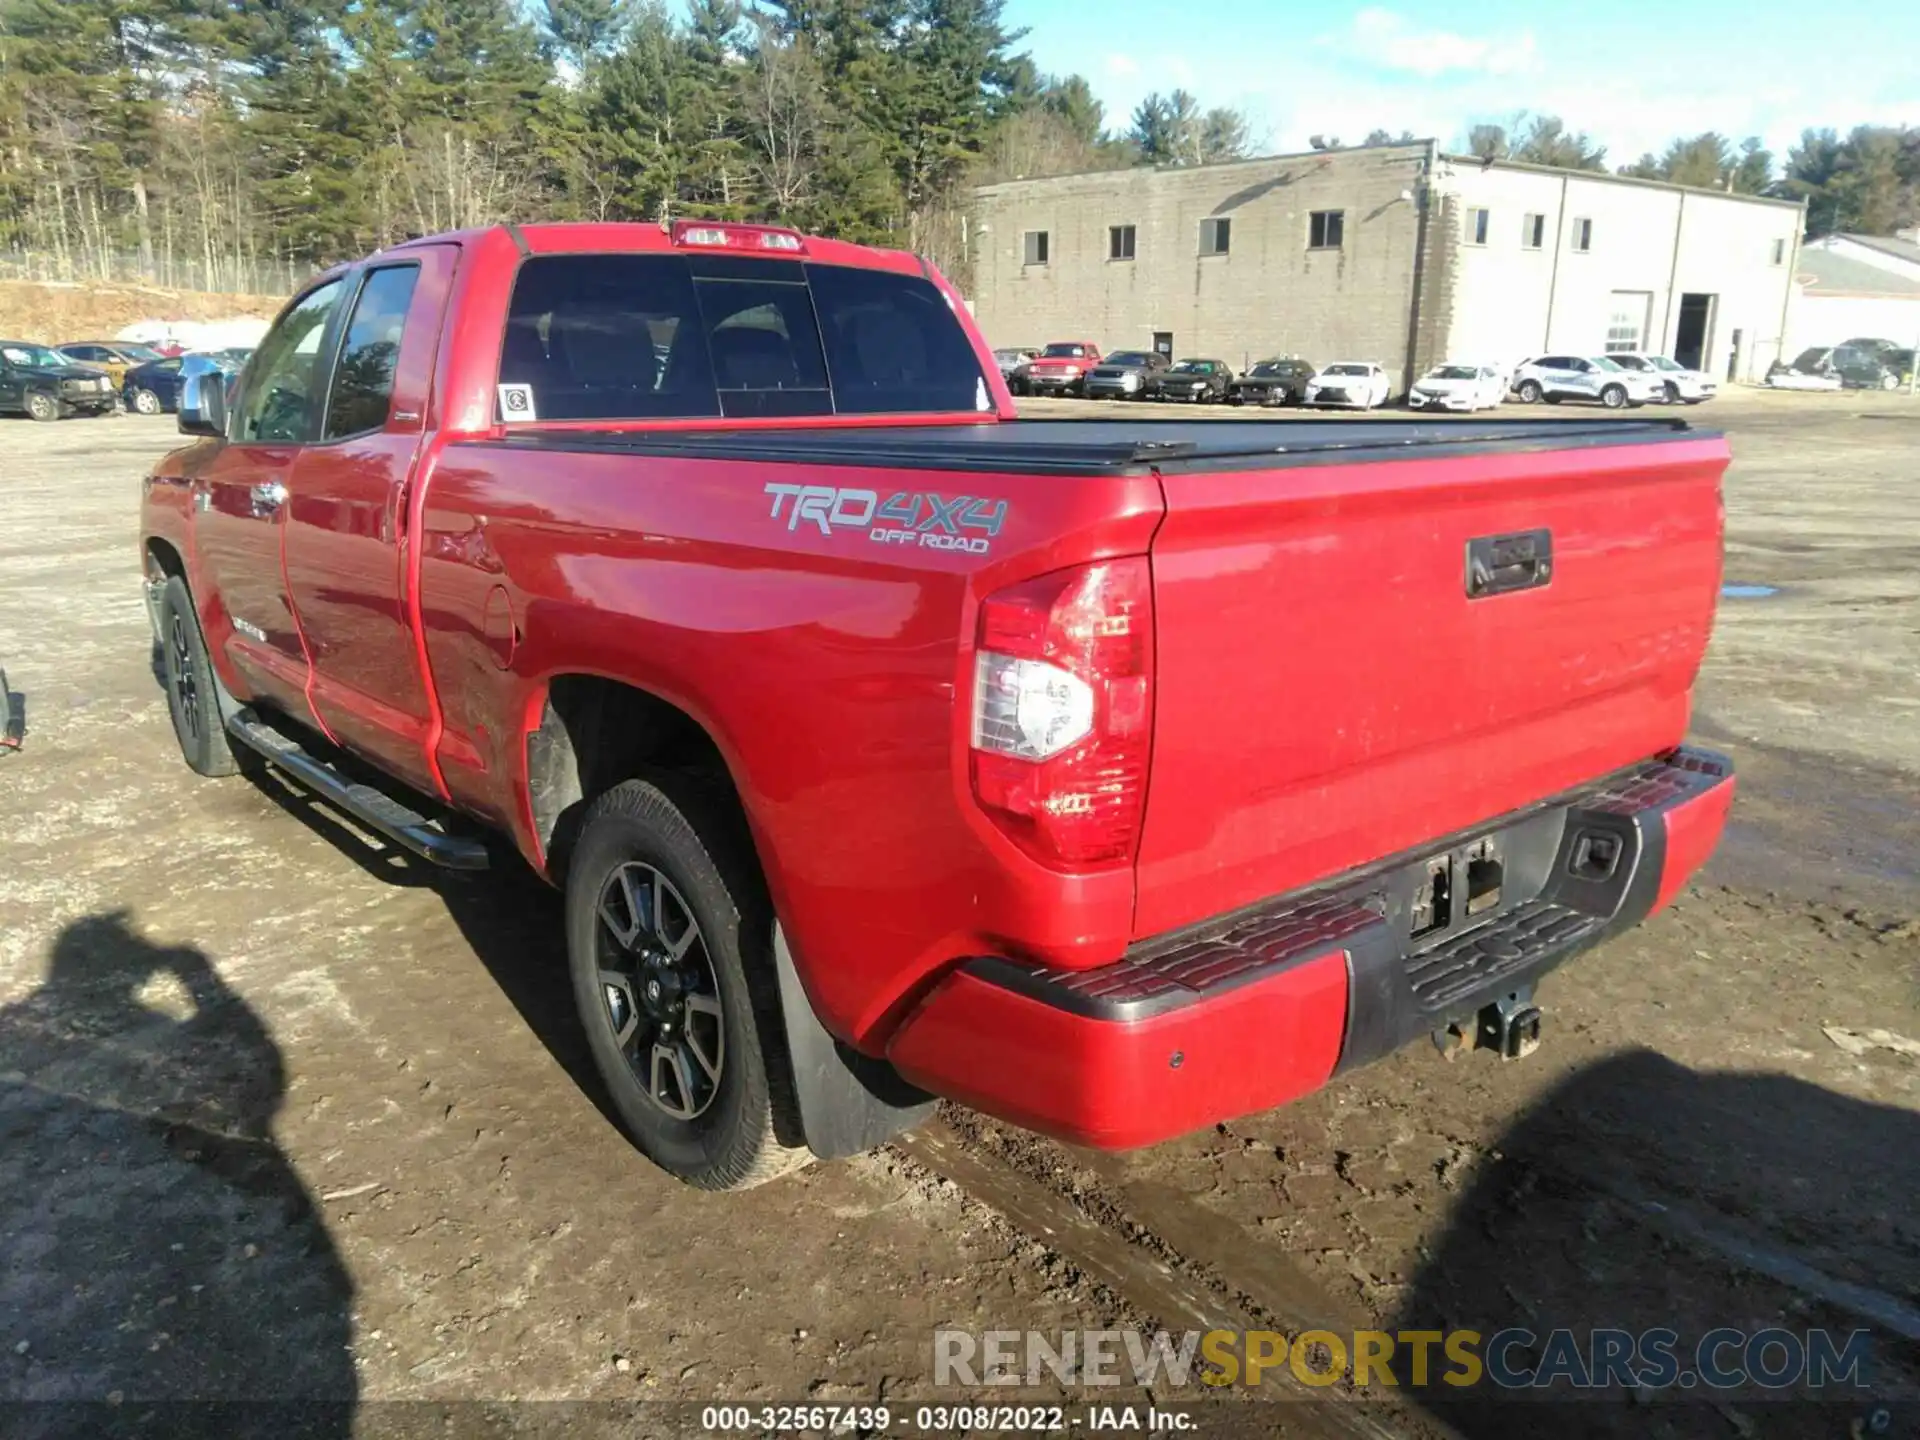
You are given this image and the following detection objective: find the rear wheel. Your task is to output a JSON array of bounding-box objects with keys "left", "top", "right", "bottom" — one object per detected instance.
[
  {"left": 1516, "top": 379, "right": 1542, "bottom": 404},
  {"left": 25, "top": 391, "right": 58, "bottom": 422},
  {"left": 133, "top": 388, "right": 163, "bottom": 415},
  {"left": 157, "top": 574, "right": 239, "bottom": 777},
  {"left": 1600, "top": 383, "right": 1628, "bottom": 409},
  {"left": 567, "top": 777, "right": 807, "bottom": 1190}
]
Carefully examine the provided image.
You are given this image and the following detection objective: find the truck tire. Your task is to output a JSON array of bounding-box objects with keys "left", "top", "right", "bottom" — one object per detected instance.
[
  {"left": 567, "top": 777, "right": 808, "bottom": 1190},
  {"left": 25, "top": 390, "right": 58, "bottom": 422},
  {"left": 157, "top": 574, "right": 240, "bottom": 777}
]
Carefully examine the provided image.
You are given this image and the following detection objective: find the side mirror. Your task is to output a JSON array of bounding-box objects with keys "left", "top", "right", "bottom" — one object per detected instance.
[{"left": 178, "top": 366, "right": 228, "bottom": 438}]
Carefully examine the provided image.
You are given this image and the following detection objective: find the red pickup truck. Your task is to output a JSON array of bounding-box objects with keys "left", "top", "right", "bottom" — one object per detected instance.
[{"left": 142, "top": 220, "right": 1734, "bottom": 1190}]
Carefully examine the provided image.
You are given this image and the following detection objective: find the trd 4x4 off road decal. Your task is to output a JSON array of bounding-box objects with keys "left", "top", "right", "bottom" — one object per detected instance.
[{"left": 764, "top": 484, "right": 1007, "bottom": 555}]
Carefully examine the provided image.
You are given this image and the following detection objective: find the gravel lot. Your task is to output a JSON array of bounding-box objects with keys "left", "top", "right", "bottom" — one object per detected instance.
[{"left": 1, "top": 390, "right": 1915, "bottom": 1437}]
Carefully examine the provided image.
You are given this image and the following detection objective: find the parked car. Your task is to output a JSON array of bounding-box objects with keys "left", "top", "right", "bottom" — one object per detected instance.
[
  {"left": 1406, "top": 362, "right": 1506, "bottom": 412},
  {"left": 55, "top": 339, "right": 168, "bottom": 391},
  {"left": 1765, "top": 349, "right": 1845, "bottom": 391},
  {"left": 1304, "top": 361, "right": 1391, "bottom": 410},
  {"left": 1150, "top": 357, "right": 1232, "bottom": 403},
  {"left": 0, "top": 340, "right": 119, "bottom": 420},
  {"left": 1604, "top": 352, "right": 1718, "bottom": 404},
  {"left": 1510, "top": 355, "right": 1660, "bottom": 409},
  {"left": 122, "top": 356, "right": 186, "bottom": 414},
  {"left": 142, "top": 218, "right": 1734, "bottom": 1191},
  {"left": 124, "top": 349, "right": 253, "bottom": 416},
  {"left": 992, "top": 347, "right": 1038, "bottom": 387},
  {"left": 1083, "top": 350, "right": 1170, "bottom": 400},
  {"left": 1020, "top": 341, "right": 1102, "bottom": 396},
  {"left": 1831, "top": 343, "right": 1909, "bottom": 390},
  {"left": 1228, "top": 357, "right": 1316, "bottom": 407}
]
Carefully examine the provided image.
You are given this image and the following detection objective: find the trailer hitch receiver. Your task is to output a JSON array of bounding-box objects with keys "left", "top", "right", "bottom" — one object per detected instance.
[{"left": 1477, "top": 988, "right": 1542, "bottom": 1060}]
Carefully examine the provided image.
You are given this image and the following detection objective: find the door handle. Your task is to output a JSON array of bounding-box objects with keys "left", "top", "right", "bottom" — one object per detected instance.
[{"left": 249, "top": 480, "right": 288, "bottom": 517}]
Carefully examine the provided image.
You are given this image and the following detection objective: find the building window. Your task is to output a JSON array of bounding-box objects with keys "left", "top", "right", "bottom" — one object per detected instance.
[
  {"left": 1199, "top": 217, "right": 1231, "bottom": 256},
  {"left": 1308, "top": 210, "right": 1344, "bottom": 249},
  {"left": 1465, "top": 207, "right": 1490, "bottom": 245},
  {"left": 1606, "top": 291, "right": 1651, "bottom": 352},
  {"left": 1022, "top": 230, "right": 1049, "bottom": 266},
  {"left": 1770, "top": 237, "right": 1786, "bottom": 265},
  {"left": 1522, "top": 213, "right": 1546, "bottom": 249},
  {"left": 1109, "top": 225, "right": 1136, "bottom": 261},
  {"left": 1571, "top": 217, "right": 1593, "bottom": 253}
]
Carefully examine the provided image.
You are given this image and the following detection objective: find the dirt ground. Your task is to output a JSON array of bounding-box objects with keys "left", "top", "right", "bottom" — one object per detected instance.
[
  {"left": 0, "top": 280, "right": 281, "bottom": 346},
  {"left": 1, "top": 388, "right": 1916, "bottom": 1438}
]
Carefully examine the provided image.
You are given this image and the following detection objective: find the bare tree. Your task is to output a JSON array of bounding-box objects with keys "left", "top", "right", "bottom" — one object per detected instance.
[{"left": 740, "top": 21, "right": 822, "bottom": 216}]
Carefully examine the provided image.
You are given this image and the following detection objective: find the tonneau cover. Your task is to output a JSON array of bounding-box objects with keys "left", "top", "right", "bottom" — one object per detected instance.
[{"left": 497, "top": 416, "right": 1701, "bottom": 477}]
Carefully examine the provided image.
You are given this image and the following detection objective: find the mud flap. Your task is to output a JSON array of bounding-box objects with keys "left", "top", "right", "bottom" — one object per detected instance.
[{"left": 773, "top": 926, "right": 935, "bottom": 1160}]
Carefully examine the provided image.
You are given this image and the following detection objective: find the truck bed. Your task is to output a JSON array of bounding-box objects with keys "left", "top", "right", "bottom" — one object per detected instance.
[{"left": 494, "top": 416, "right": 1703, "bottom": 476}]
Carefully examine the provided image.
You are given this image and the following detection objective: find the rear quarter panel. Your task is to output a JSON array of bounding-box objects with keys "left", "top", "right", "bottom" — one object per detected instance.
[{"left": 417, "top": 443, "right": 1162, "bottom": 1044}]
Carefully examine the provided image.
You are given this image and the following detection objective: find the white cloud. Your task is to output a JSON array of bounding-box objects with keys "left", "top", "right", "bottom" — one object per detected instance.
[
  {"left": 1105, "top": 53, "right": 1140, "bottom": 78},
  {"left": 1343, "top": 8, "right": 1538, "bottom": 79}
]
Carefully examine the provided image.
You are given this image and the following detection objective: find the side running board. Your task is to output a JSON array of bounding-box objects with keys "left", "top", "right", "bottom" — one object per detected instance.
[{"left": 226, "top": 710, "right": 490, "bottom": 871}]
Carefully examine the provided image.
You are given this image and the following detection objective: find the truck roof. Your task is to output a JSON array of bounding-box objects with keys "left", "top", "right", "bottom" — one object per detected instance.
[{"left": 378, "top": 221, "right": 929, "bottom": 279}]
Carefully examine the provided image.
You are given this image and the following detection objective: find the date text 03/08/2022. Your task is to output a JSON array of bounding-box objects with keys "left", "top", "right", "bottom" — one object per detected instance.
[{"left": 700, "top": 1404, "right": 1180, "bottom": 1432}]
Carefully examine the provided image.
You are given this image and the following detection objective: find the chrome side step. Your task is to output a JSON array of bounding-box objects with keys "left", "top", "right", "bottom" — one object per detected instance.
[{"left": 226, "top": 710, "right": 489, "bottom": 870}]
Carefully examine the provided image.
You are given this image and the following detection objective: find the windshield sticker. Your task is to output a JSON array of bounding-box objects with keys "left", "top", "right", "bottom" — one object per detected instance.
[
  {"left": 497, "top": 383, "right": 537, "bottom": 421},
  {"left": 765, "top": 484, "right": 1006, "bottom": 555}
]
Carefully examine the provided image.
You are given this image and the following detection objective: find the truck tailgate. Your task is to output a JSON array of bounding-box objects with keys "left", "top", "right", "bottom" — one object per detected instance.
[{"left": 1135, "top": 433, "right": 1728, "bottom": 939}]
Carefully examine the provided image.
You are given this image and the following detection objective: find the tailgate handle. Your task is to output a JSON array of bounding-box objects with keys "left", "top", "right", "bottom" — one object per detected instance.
[{"left": 1466, "top": 529, "right": 1553, "bottom": 598}]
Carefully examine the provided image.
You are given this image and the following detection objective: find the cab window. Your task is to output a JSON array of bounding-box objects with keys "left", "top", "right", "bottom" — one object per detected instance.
[
  {"left": 324, "top": 266, "right": 420, "bottom": 439},
  {"left": 235, "top": 280, "right": 346, "bottom": 443}
]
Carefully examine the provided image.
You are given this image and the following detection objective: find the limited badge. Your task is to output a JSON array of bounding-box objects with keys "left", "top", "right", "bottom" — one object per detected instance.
[{"left": 497, "top": 383, "right": 537, "bottom": 421}]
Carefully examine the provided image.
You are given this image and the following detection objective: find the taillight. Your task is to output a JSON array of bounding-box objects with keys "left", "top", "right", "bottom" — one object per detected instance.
[{"left": 969, "top": 558, "right": 1153, "bottom": 868}]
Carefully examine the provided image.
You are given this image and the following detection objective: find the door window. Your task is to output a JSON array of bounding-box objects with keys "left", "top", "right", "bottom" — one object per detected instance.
[
  {"left": 324, "top": 266, "right": 420, "bottom": 439},
  {"left": 234, "top": 279, "right": 346, "bottom": 443}
]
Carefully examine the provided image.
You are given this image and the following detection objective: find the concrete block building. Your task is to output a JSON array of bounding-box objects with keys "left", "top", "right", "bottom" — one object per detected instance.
[{"left": 966, "top": 142, "right": 1805, "bottom": 391}]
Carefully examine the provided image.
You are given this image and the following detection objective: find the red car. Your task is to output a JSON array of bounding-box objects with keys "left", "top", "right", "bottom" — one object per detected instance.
[
  {"left": 141, "top": 221, "right": 1734, "bottom": 1189},
  {"left": 1017, "top": 340, "right": 1102, "bottom": 396}
]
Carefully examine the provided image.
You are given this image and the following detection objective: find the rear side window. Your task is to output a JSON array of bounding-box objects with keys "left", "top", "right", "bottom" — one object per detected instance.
[
  {"left": 806, "top": 263, "right": 988, "bottom": 414},
  {"left": 498, "top": 254, "right": 988, "bottom": 422},
  {"left": 325, "top": 265, "right": 419, "bottom": 439}
]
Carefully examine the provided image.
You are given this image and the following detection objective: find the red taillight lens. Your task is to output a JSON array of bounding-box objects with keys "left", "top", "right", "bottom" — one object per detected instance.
[{"left": 969, "top": 558, "right": 1153, "bottom": 868}]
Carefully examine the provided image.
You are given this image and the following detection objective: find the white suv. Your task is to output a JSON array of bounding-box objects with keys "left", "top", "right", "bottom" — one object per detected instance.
[
  {"left": 1604, "top": 352, "right": 1718, "bottom": 404},
  {"left": 1510, "top": 355, "right": 1663, "bottom": 409}
]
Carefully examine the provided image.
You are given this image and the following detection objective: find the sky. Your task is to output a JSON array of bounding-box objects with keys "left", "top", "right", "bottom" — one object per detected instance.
[{"left": 1004, "top": 2, "right": 1919, "bottom": 168}]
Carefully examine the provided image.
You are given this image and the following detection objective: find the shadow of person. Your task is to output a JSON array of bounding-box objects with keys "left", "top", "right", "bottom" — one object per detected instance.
[
  {"left": 0, "top": 912, "right": 355, "bottom": 1438},
  {"left": 1391, "top": 1048, "right": 1917, "bottom": 1437}
]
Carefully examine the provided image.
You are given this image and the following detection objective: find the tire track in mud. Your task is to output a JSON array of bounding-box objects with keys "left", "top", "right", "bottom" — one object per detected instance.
[{"left": 892, "top": 1114, "right": 1450, "bottom": 1440}]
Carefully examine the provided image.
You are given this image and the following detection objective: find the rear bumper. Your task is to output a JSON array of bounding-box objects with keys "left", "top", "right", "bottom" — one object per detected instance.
[{"left": 887, "top": 747, "right": 1733, "bottom": 1149}]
